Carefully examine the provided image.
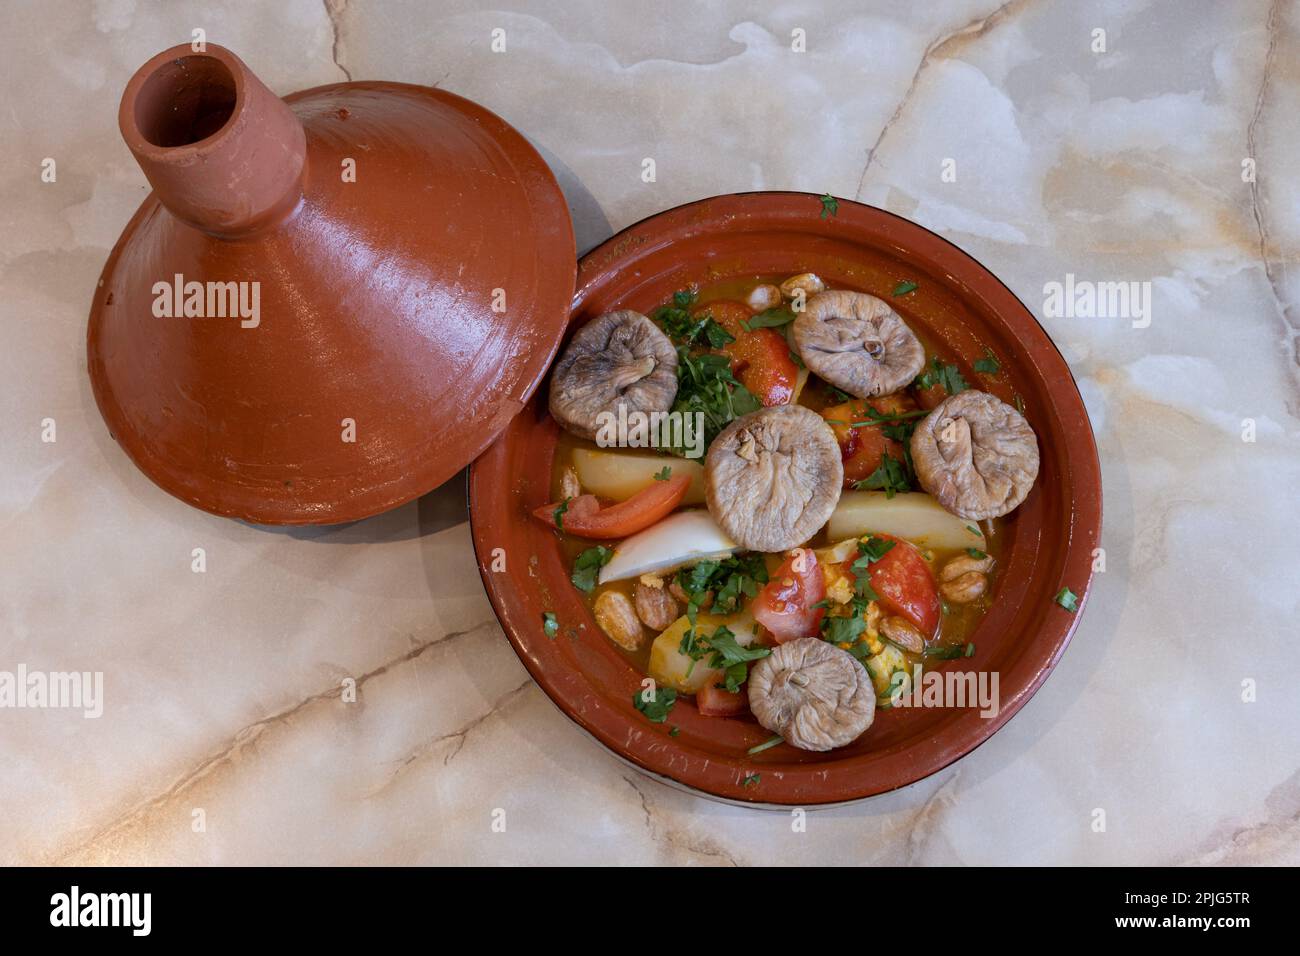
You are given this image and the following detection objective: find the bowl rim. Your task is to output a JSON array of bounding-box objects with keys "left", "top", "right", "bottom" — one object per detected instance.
[{"left": 468, "top": 191, "right": 1102, "bottom": 806}]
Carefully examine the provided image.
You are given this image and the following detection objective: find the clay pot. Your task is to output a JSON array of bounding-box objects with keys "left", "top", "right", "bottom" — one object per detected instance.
[
  {"left": 469, "top": 193, "right": 1103, "bottom": 805},
  {"left": 89, "top": 44, "right": 574, "bottom": 523}
]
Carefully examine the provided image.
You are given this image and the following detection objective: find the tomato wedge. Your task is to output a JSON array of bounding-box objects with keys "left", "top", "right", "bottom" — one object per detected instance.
[
  {"left": 697, "top": 681, "right": 748, "bottom": 717},
  {"left": 697, "top": 301, "right": 798, "bottom": 406},
  {"left": 854, "top": 533, "right": 940, "bottom": 636},
  {"left": 532, "top": 474, "right": 690, "bottom": 539},
  {"left": 752, "top": 548, "right": 826, "bottom": 644}
]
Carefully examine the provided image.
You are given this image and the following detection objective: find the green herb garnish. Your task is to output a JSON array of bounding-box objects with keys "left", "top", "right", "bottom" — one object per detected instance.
[
  {"left": 747, "top": 306, "right": 796, "bottom": 329},
  {"left": 747, "top": 735, "right": 784, "bottom": 755},
  {"left": 1055, "top": 587, "right": 1079, "bottom": 612},
  {"left": 653, "top": 466, "right": 672, "bottom": 481},
  {"left": 705, "top": 628, "right": 771, "bottom": 693},
  {"left": 856, "top": 452, "right": 911, "bottom": 498},
  {"left": 892, "top": 280, "right": 918, "bottom": 296},
  {"left": 571, "top": 546, "right": 613, "bottom": 592},
  {"left": 542, "top": 612, "right": 559, "bottom": 638},
  {"left": 633, "top": 686, "right": 677, "bottom": 723},
  {"left": 914, "top": 355, "right": 968, "bottom": 395},
  {"left": 819, "top": 193, "right": 839, "bottom": 219},
  {"left": 966, "top": 548, "right": 987, "bottom": 560},
  {"left": 973, "top": 347, "right": 1001, "bottom": 374},
  {"left": 667, "top": 349, "right": 761, "bottom": 456},
  {"left": 669, "top": 726, "right": 681, "bottom": 737},
  {"left": 553, "top": 497, "right": 571, "bottom": 530},
  {"left": 741, "top": 773, "right": 761, "bottom": 787}
]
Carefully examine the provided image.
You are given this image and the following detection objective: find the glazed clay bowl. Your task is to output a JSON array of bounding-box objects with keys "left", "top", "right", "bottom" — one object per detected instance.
[{"left": 469, "top": 192, "right": 1102, "bottom": 805}]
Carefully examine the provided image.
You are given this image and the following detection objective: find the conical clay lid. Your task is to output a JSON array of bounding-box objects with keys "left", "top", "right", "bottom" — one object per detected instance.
[{"left": 89, "top": 44, "right": 575, "bottom": 524}]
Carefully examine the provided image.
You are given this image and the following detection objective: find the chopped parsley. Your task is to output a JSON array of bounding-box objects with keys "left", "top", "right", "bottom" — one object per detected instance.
[
  {"left": 973, "top": 347, "right": 1001, "bottom": 375},
  {"left": 542, "top": 612, "right": 559, "bottom": 638},
  {"left": 820, "top": 536, "right": 893, "bottom": 648},
  {"left": 746, "top": 735, "right": 784, "bottom": 755},
  {"left": 925, "top": 642, "right": 974, "bottom": 660},
  {"left": 965, "top": 524, "right": 982, "bottom": 537},
  {"left": 855, "top": 451, "right": 911, "bottom": 498},
  {"left": 892, "top": 279, "right": 918, "bottom": 296},
  {"left": 653, "top": 466, "right": 672, "bottom": 481},
  {"left": 819, "top": 193, "right": 839, "bottom": 219},
  {"left": 747, "top": 306, "right": 796, "bottom": 329},
  {"left": 669, "top": 726, "right": 681, "bottom": 737},
  {"left": 553, "top": 496, "right": 571, "bottom": 530},
  {"left": 570, "top": 546, "right": 613, "bottom": 592},
  {"left": 651, "top": 289, "right": 734, "bottom": 349},
  {"left": 967, "top": 548, "right": 988, "bottom": 560},
  {"left": 703, "top": 627, "right": 772, "bottom": 693},
  {"left": 914, "top": 355, "right": 968, "bottom": 395},
  {"left": 673, "top": 554, "right": 769, "bottom": 668},
  {"left": 741, "top": 773, "right": 761, "bottom": 787},
  {"left": 633, "top": 686, "right": 677, "bottom": 723},
  {"left": 667, "top": 349, "right": 761, "bottom": 456},
  {"left": 1055, "top": 587, "right": 1079, "bottom": 612}
]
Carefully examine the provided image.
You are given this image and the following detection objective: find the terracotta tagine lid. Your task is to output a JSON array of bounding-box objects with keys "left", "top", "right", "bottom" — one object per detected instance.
[{"left": 88, "top": 43, "right": 575, "bottom": 524}]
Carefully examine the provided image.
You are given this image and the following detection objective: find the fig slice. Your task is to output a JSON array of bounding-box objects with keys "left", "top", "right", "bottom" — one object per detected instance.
[
  {"left": 791, "top": 290, "right": 925, "bottom": 398},
  {"left": 910, "top": 389, "right": 1040, "bottom": 520},
  {"left": 748, "top": 638, "right": 875, "bottom": 752},
  {"left": 704, "top": 405, "right": 843, "bottom": 553},
  {"left": 548, "top": 310, "right": 678, "bottom": 440}
]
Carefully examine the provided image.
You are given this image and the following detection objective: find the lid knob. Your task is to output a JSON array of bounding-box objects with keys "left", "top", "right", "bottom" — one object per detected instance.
[{"left": 118, "top": 44, "right": 306, "bottom": 238}]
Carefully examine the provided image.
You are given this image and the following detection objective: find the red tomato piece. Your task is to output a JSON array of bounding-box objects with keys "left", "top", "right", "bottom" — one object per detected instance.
[
  {"left": 821, "top": 400, "right": 908, "bottom": 487},
  {"left": 752, "top": 548, "right": 826, "bottom": 644},
  {"left": 532, "top": 475, "right": 690, "bottom": 539},
  {"left": 697, "top": 681, "right": 748, "bottom": 717},
  {"left": 851, "top": 533, "right": 940, "bottom": 636},
  {"left": 696, "top": 301, "right": 798, "bottom": 407}
]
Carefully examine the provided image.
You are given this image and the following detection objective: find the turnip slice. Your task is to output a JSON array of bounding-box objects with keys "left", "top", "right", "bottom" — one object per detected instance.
[
  {"left": 573, "top": 448, "right": 706, "bottom": 504},
  {"left": 826, "top": 492, "right": 985, "bottom": 550},
  {"left": 598, "top": 509, "right": 737, "bottom": 584}
]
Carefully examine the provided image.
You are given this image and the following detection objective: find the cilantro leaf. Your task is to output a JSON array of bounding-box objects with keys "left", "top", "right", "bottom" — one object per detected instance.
[
  {"left": 542, "top": 612, "right": 559, "bottom": 638},
  {"left": 633, "top": 686, "right": 677, "bottom": 723},
  {"left": 819, "top": 193, "right": 839, "bottom": 219},
  {"left": 553, "top": 497, "right": 571, "bottom": 530},
  {"left": 570, "top": 546, "right": 613, "bottom": 592},
  {"left": 855, "top": 452, "right": 911, "bottom": 498},
  {"left": 913, "top": 355, "right": 967, "bottom": 396},
  {"left": 653, "top": 466, "right": 672, "bottom": 481},
  {"left": 973, "top": 347, "right": 1001, "bottom": 375},
  {"left": 747, "top": 306, "right": 796, "bottom": 329},
  {"left": 1055, "top": 587, "right": 1079, "bottom": 612},
  {"left": 892, "top": 280, "right": 918, "bottom": 296}
]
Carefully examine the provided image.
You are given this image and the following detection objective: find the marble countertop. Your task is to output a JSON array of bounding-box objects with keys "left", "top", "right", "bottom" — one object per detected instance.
[{"left": 3, "top": 0, "right": 1297, "bottom": 865}]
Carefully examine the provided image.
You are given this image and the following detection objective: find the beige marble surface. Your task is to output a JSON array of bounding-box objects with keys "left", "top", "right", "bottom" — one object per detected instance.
[{"left": 2, "top": 0, "right": 1298, "bottom": 865}]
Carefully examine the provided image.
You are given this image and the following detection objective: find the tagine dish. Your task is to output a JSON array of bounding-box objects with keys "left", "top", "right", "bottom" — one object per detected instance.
[
  {"left": 469, "top": 193, "right": 1100, "bottom": 804},
  {"left": 535, "top": 272, "right": 1043, "bottom": 755}
]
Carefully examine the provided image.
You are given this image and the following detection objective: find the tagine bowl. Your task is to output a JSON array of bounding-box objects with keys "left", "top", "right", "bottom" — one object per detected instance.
[{"left": 469, "top": 193, "right": 1101, "bottom": 805}]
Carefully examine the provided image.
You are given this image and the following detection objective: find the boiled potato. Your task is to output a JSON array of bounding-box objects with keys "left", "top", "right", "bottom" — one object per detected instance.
[
  {"left": 826, "top": 492, "right": 985, "bottom": 550},
  {"left": 864, "top": 642, "right": 911, "bottom": 699},
  {"left": 648, "top": 613, "right": 756, "bottom": 694},
  {"left": 572, "top": 448, "right": 706, "bottom": 504}
]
